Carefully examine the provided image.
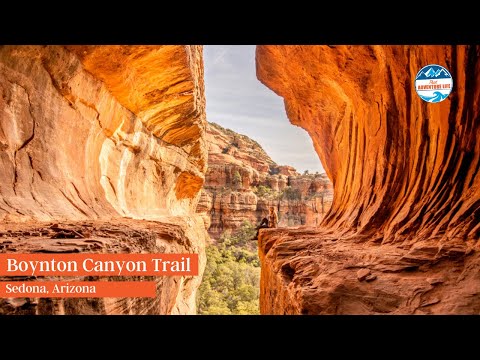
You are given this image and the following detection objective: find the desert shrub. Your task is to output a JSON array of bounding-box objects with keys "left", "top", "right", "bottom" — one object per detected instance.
[
  {"left": 233, "top": 171, "right": 242, "bottom": 187},
  {"left": 197, "top": 221, "right": 260, "bottom": 315},
  {"left": 253, "top": 184, "right": 272, "bottom": 198},
  {"left": 282, "top": 186, "right": 302, "bottom": 200}
]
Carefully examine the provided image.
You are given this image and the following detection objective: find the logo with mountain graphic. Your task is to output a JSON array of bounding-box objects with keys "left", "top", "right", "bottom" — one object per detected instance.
[{"left": 415, "top": 64, "right": 453, "bottom": 103}]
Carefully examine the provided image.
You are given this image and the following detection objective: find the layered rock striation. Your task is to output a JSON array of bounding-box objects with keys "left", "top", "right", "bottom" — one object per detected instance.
[
  {"left": 196, "top": 122, "right": 333, "bottom": 239},
  {"left": 0, "top": 45, "right": 207, "bottom": 314},
  {"left": 256, "top": 45, "right": 480, "bottom": 314}
]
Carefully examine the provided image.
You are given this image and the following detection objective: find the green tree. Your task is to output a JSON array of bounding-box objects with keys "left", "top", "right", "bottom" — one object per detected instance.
[
  {"left": 197, "top": 220, "right": 260, "bottom": 315},
  {"left": 233, "top": 171, "right": 242, "bottom": 188},
  {"left": 254, "top": 184, "right": 272, "bottom": 198},
  {"left": 282, "top": 186, "right": 302, "bottom": 200}
]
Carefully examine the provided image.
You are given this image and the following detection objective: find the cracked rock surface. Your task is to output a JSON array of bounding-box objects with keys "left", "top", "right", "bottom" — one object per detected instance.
[{"left": 0, "top": 45, "right": 207, "bottom": 314}]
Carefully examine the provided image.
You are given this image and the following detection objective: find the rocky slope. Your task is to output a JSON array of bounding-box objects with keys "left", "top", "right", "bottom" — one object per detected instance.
[
  {"left": 0, "top": 45, "right": 207, "bottom": 314},
  {"left": 256, "top": 45, "right": 480, "bottom": 314},
  {"left": 196, "top": 122, "right": 333, "bottom": 239}
]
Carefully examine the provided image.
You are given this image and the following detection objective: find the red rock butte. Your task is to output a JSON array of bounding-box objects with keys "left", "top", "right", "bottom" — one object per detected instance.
[
  {"left": 196, "top": 122, "right": 333, "bottom": 239},
  {"left": 256, "top": 45, "right": 480, "bottom": 314}
]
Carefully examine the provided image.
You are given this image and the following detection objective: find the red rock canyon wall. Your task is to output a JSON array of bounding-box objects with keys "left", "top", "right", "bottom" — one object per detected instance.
[
  {"left": 0, "top": 45, "right": 207, "bottom": 314},
  {"left": 256, "top": 45, "right": 480, "bottom": 314}
]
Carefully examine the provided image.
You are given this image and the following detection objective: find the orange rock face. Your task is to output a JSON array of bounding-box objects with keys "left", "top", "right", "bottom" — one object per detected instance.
[
  {"left": 256, "top": 45, "right": 480, "bottom": 314},
  {"left": 0, "top": 45, "right": 207, "bottom": 314},
  {"left": 196, "top": 122, "right": 333, "bottom": 239}
]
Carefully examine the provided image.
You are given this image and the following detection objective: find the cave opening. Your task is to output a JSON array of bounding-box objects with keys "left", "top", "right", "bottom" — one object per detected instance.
[
  {"left": 1, "top": 45, "right": 478, "bottom": 315},
  {"left": 195, "top": 45, "right": 332, "bottom": 315}
]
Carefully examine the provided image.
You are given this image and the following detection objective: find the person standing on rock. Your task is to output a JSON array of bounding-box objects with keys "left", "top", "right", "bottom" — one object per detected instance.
[{"left": 268, "top": 206, "right": 278, "bottom": 228}]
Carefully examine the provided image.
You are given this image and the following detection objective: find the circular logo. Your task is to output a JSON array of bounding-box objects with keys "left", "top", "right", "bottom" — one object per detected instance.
[{"left": 415, "top": 64, "right": 453, "bottom": 103}]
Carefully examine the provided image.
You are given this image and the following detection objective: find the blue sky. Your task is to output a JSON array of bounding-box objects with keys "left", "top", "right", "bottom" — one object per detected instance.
[{"left": 203, "top": 45, "right": 324, "bottom": 174}]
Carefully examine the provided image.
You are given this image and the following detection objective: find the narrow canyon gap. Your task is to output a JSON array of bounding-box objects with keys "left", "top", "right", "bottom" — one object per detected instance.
[
  {"left": 256, "top": 45, "right": 480, "bottom": 314},
  {"left": 200, "top": 45, "right": 334, "bottom": 239},
  {"left": 195, "top": 47, "right": 334, "bottom": 314}
]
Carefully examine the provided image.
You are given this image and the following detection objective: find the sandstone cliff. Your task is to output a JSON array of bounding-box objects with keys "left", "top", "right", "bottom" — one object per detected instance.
[
  {"left": 256, "top": 45, "right": 480, "bottom": 314},
  {"left": 196, "top": 122, "right": 333, "bottom": 239},
  {"left": 0, "top": 45, "right": 207, "bottom": 314}
]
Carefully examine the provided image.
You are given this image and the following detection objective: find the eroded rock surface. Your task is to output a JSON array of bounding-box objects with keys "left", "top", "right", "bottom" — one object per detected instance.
[
  {"left": 256, "top": 45, "right": 480, "bottom": 314},
  {"left": 0, "top": 45, "right": 207, "bottom": 314}
]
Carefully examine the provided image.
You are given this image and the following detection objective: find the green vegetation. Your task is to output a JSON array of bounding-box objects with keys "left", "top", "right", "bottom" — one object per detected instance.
[
  {"left": 281, "top": 186, "right": 303, "bottom": 200},
  {"left": 233, "top": 171, "right": 242, "bottom": 187},
  {"left": 197, "top": 221, "right": 260, "bottom": 315},
  {"left": 252, "top": 184, "right": 306, "bottom": 201},
  {"left": 253, "top": 184, "right": 286, "bottom": 200},
  {"left": 253, "top": 184, "right": 273, "bottom": 198}
]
